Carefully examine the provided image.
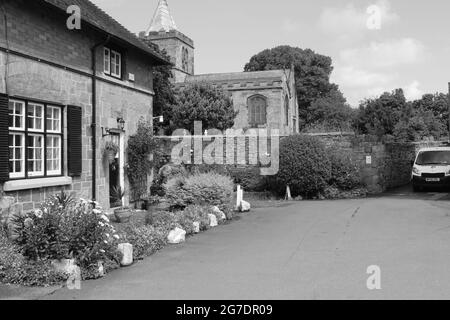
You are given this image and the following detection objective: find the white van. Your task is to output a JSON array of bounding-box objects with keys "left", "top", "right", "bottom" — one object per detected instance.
[{"left": 412, "top": 147, "right": 450, "bottom": 191}]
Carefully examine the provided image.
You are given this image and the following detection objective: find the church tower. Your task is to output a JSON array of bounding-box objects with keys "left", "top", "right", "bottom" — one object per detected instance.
[{"left": 140, "top": 0, "right": 194, "bottom": 83}]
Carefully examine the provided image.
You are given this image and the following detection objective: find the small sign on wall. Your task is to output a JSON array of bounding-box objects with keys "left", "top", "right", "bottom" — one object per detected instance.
[{"left": 366, "top": 155, "right": 372, "bottom": 165}]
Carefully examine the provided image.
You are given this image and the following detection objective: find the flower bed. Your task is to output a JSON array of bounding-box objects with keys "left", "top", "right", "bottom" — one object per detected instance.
[
  {"left": 1, "top": 192, "right": 123, "bottom": 285},
  {"left": 0, "top": 170, "right": 236, "bottom": 287}
]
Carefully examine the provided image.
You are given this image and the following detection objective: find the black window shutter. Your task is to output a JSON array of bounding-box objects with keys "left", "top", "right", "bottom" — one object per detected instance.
[
  {"left": 0, "top": 93, "right": 9, "bottom": 182},
  {"left": 67, "top": 105, "right": 82, "bottom": 177}
]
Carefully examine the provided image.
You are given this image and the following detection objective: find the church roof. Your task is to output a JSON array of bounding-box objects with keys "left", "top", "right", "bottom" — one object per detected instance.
[
  {"left": 185, "top": 70, "right": 287, "bottom": 83},
  {"left": 147, "top": 0, "right": 178, "bottom": 33}
]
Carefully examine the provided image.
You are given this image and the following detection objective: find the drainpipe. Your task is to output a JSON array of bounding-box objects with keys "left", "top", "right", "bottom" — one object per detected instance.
[
  {"left": 448, "top": 82, "right": 450, "bottom": 143},
  {"left": 91, "top": 36, "right": 110, "bottom": 201}
]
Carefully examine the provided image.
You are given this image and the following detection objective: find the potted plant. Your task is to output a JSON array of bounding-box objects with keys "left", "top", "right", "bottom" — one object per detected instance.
[
  {"left": 104, "top": 141, "right": 119, "bottom": 164},
  {"left": 111, "top": 186, "right": 132, "bottom": 223}
]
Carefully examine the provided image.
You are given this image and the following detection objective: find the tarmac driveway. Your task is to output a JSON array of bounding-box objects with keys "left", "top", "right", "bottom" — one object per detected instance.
[{"left": 3, "top": 186, "right": 450, "bottom": 300}]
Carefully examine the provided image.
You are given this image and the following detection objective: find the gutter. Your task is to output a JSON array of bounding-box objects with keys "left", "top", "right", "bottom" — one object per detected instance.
[{"left": 91, "top": 36, "right": 110, "bottom": 201}]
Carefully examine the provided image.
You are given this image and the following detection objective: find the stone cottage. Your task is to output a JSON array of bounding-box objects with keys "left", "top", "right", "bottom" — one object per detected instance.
[
  {"left": 140, "top": 0, "right": 299, "bottom": 135},
  {"left": 0, "top": 0, "right": 170, "bottom": 218}
]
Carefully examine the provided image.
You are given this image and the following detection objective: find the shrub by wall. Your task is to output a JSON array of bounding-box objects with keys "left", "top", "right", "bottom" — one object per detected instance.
[
  {"left": 327, "top": 147, "right": 361, "bottom": 190},
  {"left": 164, "top": 172, "right": 234, "bottom": 211},
  {"left": 276, "top": 135, "right": 331, "bottom": 198}
]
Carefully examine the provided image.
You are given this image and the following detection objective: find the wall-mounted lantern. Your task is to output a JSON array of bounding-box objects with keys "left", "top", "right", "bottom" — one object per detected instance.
[{"left": 102, "top": 117, "right": 126, "bottom": 137}]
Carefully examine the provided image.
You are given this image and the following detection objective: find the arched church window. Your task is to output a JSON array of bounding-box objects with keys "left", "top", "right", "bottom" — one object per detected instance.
[
  {"left": 248, "top": 95, "right": 267, "bottom": 127},
  {"left": 285, "top": 95, "right": 289, "bottom": 126}
]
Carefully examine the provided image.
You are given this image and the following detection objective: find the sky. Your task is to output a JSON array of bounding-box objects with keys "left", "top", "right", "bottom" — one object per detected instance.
[{"left": 91, "top": 0, "right": 450, "bottom": 107}]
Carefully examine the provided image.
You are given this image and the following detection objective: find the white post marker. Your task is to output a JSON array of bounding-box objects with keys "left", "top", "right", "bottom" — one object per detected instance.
[
  {"left": 285, "top": 185, "right": 292, "bottom": 201},
  {"left": 236, "top": 184, "right": 243, "bottom": 210}
]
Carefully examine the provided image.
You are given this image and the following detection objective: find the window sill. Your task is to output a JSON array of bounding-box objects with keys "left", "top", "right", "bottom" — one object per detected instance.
[{"left": 3, "top": 177, "right": 73, "bottom": 192}]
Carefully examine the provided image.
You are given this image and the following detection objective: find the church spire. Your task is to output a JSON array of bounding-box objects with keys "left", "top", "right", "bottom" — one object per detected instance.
[{"left": 147, "top": 0, "right": 178, "bottom": 33}]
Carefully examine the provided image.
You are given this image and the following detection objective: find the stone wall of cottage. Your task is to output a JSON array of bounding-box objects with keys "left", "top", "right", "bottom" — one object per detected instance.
[
  {"left": 0, "top": 53, "right": 153, "bottom": 218},
  {"left": 0, "top": 0, "right": 157, "bottom": 221}
]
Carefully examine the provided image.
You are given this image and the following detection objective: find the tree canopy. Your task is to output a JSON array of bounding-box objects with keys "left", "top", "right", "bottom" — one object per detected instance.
[
  {"left": 169, "top": 82, "right": 237, "bottom": 134},
  {"left": 353, "top": 89, "right": 448, "bottom": 142}
]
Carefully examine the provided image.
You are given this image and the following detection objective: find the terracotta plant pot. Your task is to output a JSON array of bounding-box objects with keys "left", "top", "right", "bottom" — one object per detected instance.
[{"left": 114, "top": 207, "right": 132, "bottom": 223}]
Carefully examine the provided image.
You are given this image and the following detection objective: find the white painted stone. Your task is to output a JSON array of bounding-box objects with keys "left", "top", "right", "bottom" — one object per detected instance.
[
  {"left": 98, "top": 261, "right": 105, "bottom": 277},
  {"left": 193, "top": 221, "right": 200, "bottom": 234},
  {"left": 118, "top": 243, "right": 133, "bottom": 266},
  {"left": 240, "top": 200, "right": 251, "bottom": 212},
  {"left": 236, "top": 185, "right": 243, "bottom": 210},
  {"left": 212, "top": 206, "right": 226, "bottom": 221},
  {"left": 168, "top": 227, "right": 186, "bottom": 244},
  {"left": 208, "top": 213, "right": 218, "bottom": 227}
]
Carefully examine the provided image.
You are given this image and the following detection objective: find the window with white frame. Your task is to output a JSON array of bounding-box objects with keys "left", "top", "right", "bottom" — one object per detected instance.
[
  {"left": 104, "top": 47, "right": 122, "bottom": 78},
  {"left": 8, "top": 99, "right": 63, "bottom": 179}
]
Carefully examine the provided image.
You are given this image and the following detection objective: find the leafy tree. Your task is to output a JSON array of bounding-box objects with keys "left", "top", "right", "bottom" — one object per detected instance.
[
  {"left": 244, "top": 45, "right": 344, "bottom": 129},
  {"left": 305, "top": 90, "right": 356, "bottom": 132},
  {"left": 394, "top": 96, "right": 447, "bottom": 142},
  {"left": 354, "top": 89, "right": 448, "bottom": 141},
  {"left": 170, "top": 82, "right": 237, "bottom": 133},
  {"left": 411, "top": 93, "right": 449, "bottom": 133},
  {"left": 354, "top": 89, "right": 407, "bottom": 137}
]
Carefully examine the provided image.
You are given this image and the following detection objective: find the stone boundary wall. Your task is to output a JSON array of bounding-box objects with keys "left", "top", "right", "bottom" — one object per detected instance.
[{"left": 155, "top": 133, "right": 449, "bottom": 194}]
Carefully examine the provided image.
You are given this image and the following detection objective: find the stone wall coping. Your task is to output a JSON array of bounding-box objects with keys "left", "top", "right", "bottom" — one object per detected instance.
[
  {"left": 3, "top": 177, "right": 73, "bottom": 192},
  {"left": 154, "top": 132, "right": 356, "bottom": 139}
]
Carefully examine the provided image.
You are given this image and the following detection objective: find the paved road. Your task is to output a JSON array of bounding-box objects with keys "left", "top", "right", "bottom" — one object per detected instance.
[{"left": 36, "top": 187, "right": 450, "bottom": 300}]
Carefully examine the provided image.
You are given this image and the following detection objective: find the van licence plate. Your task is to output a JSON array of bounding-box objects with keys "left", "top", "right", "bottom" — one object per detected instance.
[{"left": 426, "top": 178, "right": 440, "bottom": 182}]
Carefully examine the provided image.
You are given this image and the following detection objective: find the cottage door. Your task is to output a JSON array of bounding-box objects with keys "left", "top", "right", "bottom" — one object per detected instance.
[{"left": 109, "top": 133, "right": 121, "bottom": 207}]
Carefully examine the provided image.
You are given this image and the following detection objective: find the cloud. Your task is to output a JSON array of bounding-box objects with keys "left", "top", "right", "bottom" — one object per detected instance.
[
  {"left": 332, "top": 37, "right": 427, "bottom": 106},
  {"left": 333, "top": 65, "right": 394, "bottom": 88},
  {"left": 339, "top": 38, "right": 426, "bottom": 68},
  {"left": 318, "top": 0, "right": 399, "bottom": 40},
  {"left": 404, "top": 81, "right": 423, "bottom": 100}
]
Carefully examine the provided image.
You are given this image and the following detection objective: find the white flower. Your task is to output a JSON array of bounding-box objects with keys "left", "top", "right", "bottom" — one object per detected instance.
[
  {"left": 100, "top": 249, "right": 105, "bottom": 253},
  {"left": 34, "top": 209, "right": 43, "bottom": 219},
  {"left": 113, "top": 235, "right": 120, "bottom": 240},
  {"left": 104, "top": 240, "right": 108, "bottom": 244},
  {"left": 99, "top": 222, "right": 105, "bottom": 227},
  {"left": 105, "top": 233, "right": 110, "bottom": 238},
  {"left": 101, "top": 215, "right": 110, "bottom": 222},
  {"left": 93, "top": 209, "right": 102, "bottom": 214}
]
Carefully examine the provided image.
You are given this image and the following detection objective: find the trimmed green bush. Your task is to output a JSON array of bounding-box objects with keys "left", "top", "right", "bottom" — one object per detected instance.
[
  {"left": 327, "top": 147, "right": 361, "bottom": 190},
  {"left": 164, "top": 172, "right": 234, "bottom": 211},
  {"left": 276, "top": 135, "right": 331, "bottom": 198}
]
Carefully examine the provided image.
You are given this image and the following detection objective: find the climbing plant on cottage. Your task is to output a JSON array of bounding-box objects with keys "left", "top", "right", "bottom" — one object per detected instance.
[{"left": 126, "top": 119, "right": 162, "bottom": 202}]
